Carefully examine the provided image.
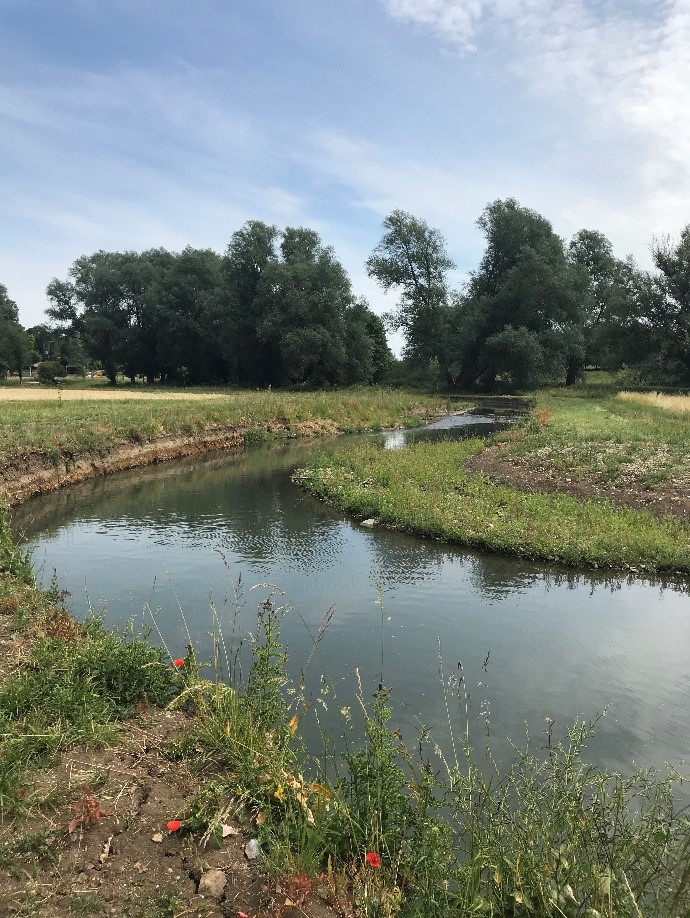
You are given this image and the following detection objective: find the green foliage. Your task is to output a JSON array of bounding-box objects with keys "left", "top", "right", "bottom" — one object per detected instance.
[
  {"left": 37, "top": 360, "right": 65, "bottom": 384},
  {"left": 367, "top": 210, "right": 454, "bottom": 377}
]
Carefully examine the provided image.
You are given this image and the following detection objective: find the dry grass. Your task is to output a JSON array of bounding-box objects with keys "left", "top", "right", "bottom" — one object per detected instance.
[
  {"left": 618, "top": 391, "right": 690, "bottom": 413},
  {"left": 0, "top": 387, "right": 228, "bottom": 402}
]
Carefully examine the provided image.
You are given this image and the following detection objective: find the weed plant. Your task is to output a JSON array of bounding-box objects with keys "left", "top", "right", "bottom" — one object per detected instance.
[{"left": 162, "top": 589, "right": 690, "bottom": 916}]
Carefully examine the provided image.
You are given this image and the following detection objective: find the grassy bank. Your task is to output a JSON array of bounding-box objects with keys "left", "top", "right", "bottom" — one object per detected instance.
[
  {"left": 499, "top": 389, "right": 690, "bottom": 493},
  {"left": 0, "top": 386, "right": 449, "bottom": 467},
  {"left": 295, "top": 391, "right": 690, "bottom": 573},
  {"left": 1, "top": 533, "right": 688, "bottom": 916}
]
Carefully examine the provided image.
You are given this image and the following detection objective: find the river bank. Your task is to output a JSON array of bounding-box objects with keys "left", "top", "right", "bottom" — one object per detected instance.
[
  {"left": 0, "top": 386, "right": 449, "bottom": 505},
  {"left": 296, "top": 391, "right": 690, "bottom": 573},
  {"left": 2, "top": 386, "right": 690, "bottom": 915},
  {"left": 0, "top": 387, "right": 450, "bottom": 917}
]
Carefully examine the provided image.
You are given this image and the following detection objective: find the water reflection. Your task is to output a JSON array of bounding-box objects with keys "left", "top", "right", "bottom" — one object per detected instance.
[
  {"left": 12, "top": 418, "right": 690, "bottom": 775},
  {"left": 382, "top": 411, "right": 513, "bottom": 449}
]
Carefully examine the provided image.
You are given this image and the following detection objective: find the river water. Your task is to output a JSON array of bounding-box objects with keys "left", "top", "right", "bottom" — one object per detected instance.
[{"left": 12, "top": 413, "right": 690, "bottom": 773}]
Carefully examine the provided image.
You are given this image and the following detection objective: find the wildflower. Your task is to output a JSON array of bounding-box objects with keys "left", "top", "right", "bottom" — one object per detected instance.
[
  {"left": 167, "top": 819, "right": 182, "bottom": 832},
  {"left": 365, "top": 852, "right": 381, "bottom": 868},
  {"left": 274, "top": 783, "right": 286, "bottom": 802},
  {"left": 173, "top": 658, "right": 185, "bottom": 667}
]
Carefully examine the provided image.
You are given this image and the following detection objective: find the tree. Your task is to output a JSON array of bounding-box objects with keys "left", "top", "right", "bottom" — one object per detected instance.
[
  {"left": 600, "top": 227, "right": 690, "bottom": 386},
  {"left": 0, "top": 322, "right": 34, "bottom": 380},
  {"left": 568, "top": 229, "right": 629, "bottom": 370},
  {"left": 450, "top": 199, "right": 586, "bottom": 390},
  {"left": 47, "top": 252, "right": 135, "bottom": 384},
  {"left": 253, "top": 227, "right": 356, "bottom": 386},
  {"left": 217, "top": 220, "right": 280, "bottom": 386},
  {"left": 366, "top": 210, "right": 454, "bottom": 376},
  {"left": 0, "top": 284, "right": 19, "bottom": 324}
]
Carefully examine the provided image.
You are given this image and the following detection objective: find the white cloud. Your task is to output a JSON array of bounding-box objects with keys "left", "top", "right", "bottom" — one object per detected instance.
[
  {"left": 381, "top": 0, "right": 690, "bottom": 194},
  {"left": 384, "top": 0, "right": 486, "bottom": 48}
]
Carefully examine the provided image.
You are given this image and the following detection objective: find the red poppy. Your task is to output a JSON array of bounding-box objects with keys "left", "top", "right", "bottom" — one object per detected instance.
[
  {"left": 173, "top": 659, "right": 185, "bottom": 667},
  {"left": 365, "top": 852, "right": 381, "bottom": 868},
  {"left": 167, "top": 819, "right": 182, "bottom": 832}
]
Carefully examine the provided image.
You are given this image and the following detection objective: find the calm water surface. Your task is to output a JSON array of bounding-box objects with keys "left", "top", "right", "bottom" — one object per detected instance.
[{"left": 12, "top": 414, "right": 690, "bottom": 772}]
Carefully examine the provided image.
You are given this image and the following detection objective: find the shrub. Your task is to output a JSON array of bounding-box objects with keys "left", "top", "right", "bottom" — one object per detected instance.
[{"left": 37, "top": 361, "right": 65, "bottom": 384}]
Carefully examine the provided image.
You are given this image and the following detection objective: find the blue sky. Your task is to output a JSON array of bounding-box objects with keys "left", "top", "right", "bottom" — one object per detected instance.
[{"left": 2, "top": 0, "right": 688, "bottom": 341}]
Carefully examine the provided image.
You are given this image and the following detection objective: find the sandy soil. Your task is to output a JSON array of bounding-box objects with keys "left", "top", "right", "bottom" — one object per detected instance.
[{"left": 0, "top": 387, "right": 229, "bottom": 401}]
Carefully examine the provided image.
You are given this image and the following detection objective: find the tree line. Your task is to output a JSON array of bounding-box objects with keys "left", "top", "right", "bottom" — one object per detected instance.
[
  {"left": 369, "top": 200, "right": 690, "bottom": 390},
  {"left": 42, "top": 223, "right": 392, "bottom": 387},
  {"left": 2, "top": 200, "right": 689, "bottom": 390}
]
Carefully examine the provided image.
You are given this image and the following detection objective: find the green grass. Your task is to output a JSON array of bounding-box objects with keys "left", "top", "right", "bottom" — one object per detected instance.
[
  {"left": 0, "top": 387, "right": 450, "bottom": 467},
  {"left": 502, "top": 390, "right": 690, "bottom": 491},
  {"left": 295, "top": 434, "right": 690, "bottom": 573}
]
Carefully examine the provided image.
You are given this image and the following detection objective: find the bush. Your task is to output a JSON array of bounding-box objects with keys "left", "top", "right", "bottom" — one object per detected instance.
[{"left": 37, "top": 361, "right": 65, "bottom": 384}]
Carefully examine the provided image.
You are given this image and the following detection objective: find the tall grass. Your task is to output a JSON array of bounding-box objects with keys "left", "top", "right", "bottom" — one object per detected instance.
[
  {"left": 161, "top": 591, "right": 690, "bottom": 916},
  {"left": 619, "top": 391, "right": 690, "bottom": 414}
]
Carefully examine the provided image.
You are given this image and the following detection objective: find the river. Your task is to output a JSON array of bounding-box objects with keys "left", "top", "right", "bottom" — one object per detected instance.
[{"left": 12, "top": 412, "right": 690, "bottom": 774}]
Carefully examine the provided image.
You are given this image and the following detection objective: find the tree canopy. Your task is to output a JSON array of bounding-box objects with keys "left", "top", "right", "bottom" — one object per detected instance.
[
  {"left": 46, "top": 224, "right": 392, "bottom": 387},
  {"left": 366, "top": 210, "right": 454, "bottom": 379}
]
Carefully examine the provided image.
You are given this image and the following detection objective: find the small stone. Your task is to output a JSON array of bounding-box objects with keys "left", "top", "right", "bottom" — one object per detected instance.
[
  {"left": 198, "top": 868, "right": 227, "bottom": 898},
  {"left": 360, "top": 518, "right": 376, "bottom": 527},
  {"left": 151, "top": 832, "right": 163, "bottom": 843},
  {"left": 244, "top": 838, "right": 261, "bottom": 861},
  {"left": 77, "top": 872, "right": 88, "bottom": 883}
]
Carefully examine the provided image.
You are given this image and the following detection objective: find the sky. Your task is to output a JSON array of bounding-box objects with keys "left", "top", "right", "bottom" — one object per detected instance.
[{"left": 1, "top": 0, "right": 689, "bottom": 342}]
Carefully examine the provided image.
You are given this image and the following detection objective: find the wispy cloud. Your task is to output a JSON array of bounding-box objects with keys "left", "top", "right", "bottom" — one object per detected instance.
[{"left": 381, "top": 1, "right": 690, "bottom": 181}]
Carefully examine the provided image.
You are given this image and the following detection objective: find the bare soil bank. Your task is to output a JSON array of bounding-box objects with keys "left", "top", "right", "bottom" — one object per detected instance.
[
  {"left": 467, "top": 444, "right": 690, "bottom": 521},
  {"left": 1, "top": 421, "right": 337, "bottom": 508}
]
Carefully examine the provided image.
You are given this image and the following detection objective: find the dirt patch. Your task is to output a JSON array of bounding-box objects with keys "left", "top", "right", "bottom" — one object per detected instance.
[
  {"left": 466, "top": 444, "right": 690, "bottom": 520},
  {"left": 0, "top": 707, "right": 336, "bottom": 917}
]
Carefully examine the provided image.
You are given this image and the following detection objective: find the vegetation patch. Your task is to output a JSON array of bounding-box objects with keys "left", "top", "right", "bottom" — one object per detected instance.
[
  {"left": 294, "top": 388, "right": 690, "bottom": 571},
  {"left": 618, "top": 390, "right": 690, "bottom": 413},
  {"left": 0, "top": 387, "right": 447, "bottom": 470}
]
